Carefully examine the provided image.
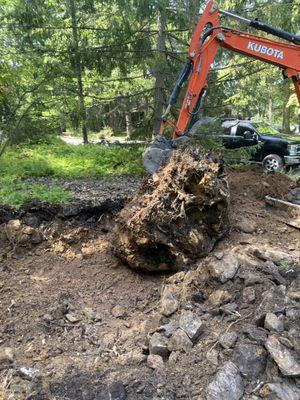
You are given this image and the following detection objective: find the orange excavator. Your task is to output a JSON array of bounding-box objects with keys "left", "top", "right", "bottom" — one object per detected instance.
[{"left": 143, "top": 1, "right": 300, "bottom": 173}]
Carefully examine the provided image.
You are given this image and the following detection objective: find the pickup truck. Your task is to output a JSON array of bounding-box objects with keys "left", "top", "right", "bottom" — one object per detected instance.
[{"left": 218, "top": 120, "right": 300, "bottom": 172}]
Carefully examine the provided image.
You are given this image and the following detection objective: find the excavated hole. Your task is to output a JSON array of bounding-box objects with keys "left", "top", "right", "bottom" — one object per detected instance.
[{"left": 138, "top": 243, "right": 177, "bottom": 269}]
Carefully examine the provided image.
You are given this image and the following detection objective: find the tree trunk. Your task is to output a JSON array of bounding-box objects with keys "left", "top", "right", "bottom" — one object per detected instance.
[
  {"left": 152, "top": 9, "right": 166, "bottom": 137},
  {"left": 125, "top": 111, "right": 133, "bottom": 139},
  {"left": 68, "top": 0, "right": 88, "bottom": 144}
]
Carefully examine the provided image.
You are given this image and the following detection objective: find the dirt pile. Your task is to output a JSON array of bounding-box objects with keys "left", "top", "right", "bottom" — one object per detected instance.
[{"left": 115, "top": 152, "right": 230, "bottom": 272}]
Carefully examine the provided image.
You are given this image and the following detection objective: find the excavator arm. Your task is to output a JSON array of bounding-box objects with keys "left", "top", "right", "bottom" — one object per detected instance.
[{"left": 160, "top": 1, "right": 300, "bottom": 139}]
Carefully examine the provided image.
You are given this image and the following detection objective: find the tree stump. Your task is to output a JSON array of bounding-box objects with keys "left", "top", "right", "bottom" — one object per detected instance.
[{"left": 115, "top": 152, "right": 230, "bottom": 272}]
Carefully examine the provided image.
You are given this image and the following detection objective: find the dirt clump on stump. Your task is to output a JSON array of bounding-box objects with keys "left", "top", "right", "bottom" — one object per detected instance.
[{"left": 115, "top": 152, "right": 230, "bottom": 272}]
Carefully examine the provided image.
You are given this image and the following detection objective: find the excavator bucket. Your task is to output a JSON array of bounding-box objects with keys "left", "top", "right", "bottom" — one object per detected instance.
[{"left": 142, "top": 135, "right": 190, "bottom": 174}]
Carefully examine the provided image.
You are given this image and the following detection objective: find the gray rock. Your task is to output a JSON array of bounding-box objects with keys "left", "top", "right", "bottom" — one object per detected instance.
[
  {"left": 157, "top": 320, "right": 179, "bottom": 338},
  {"left": 65, "top": 313, "right": 81, "bottom": 323},
  {"left": 242, "top": 286, "right": 256, "bottom": 304},
  {"left": 160, "top": 286, "right": 179, "bottom": 317},
  {"left": 209, "top": 253, "right": 239, "bottom": 283},
  {"left": 264, "top": 312, "right": 284, "bottom": 332},
  {"left": 149, "top": 332, "right": 170, "bottom": 360},
  {"left": 236, "top": 217, "right": 256, "bottom": 233},
  {"left": 111, "top": 305, "right": 127, "bottom": 318},
  {"left": 18, "top": 367, "right": 39, "bottom": 381},
  {"left": 179, "top": 310, "right": 204, "bottom": 343},
  {"left": 107, "top": 381, "right": 126, "bottom": 400},
  {"left": 265, "top": 335, "right": 300, "bottom": 377},
  {"left": 219, "top": 332, "right": 238, "bottom": 349},
  {"left": 233, "top": 343, "right": 267, "bottom": 379},
  {"left": 254, "top": 286, "right": 286, "bottom": 324},
  {"left": 147, "top": 354, "right": 164, "bottom": 370},
  {"left": 168, "top": 329, "right": 193, "bottom": 353},
  {"left": 83, "top": 307, "right": 96, "bottom": 320},
  {"left": 253, "top": 247, "right": 294, "bottom": 267},
  {"left": 220, "top": 302, "right": 239, "bottom": 315},
  {"left": 0, "top": 347, "right": 14, "bottom": 370},
  {"left": 242, "top": 325, "right": 267, "bottom": 346},
  {"left": 207, "top": 361, "right": 244, "bottom": 400},
  {"left": 260, "top": 382, "right": 300, "bottom": 400}
]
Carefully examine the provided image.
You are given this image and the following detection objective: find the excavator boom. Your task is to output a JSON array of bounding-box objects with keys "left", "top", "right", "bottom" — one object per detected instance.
[{"left": 143, "top": 2, "right": 300, "bottom": 173}]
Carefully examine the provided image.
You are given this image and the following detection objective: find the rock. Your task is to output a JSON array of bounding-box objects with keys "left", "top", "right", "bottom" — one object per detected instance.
[
  {"left": 65, "top": 313, "right": 81, "bottom": 323},
  {"left": 265, "top": 335, "right": 300, "bottom": 377},
  {"left": 157, "top": 320, "right": 179, "bottom": 338},
  {"left": 242, "top": 325, "right": 267, "bottom": 346},
  {"left": 179, "top": 310, "right": 204, "bottom": 343},
  {"left": 108, "top": 381, "right": 127, "bottom": 400},
  {"left": 147, "top": 354, "right": 164, "bottom": 370},
  {"left": 0, "top": 347, "right": 14, "bottom": 370},
  {"left": 260, "top": 381, "right": 300, "bottom": 400},
  {"left": 236, "top": 217, "right": 256, "bottom": 233},
  {"left": 220, "top": 302, "right": 238, "bottom": 315},
  {"left": 209, "top": 252, "right": 239, "bottom": 283},
  {"left": 207, "top": 361, "right": 244, "bottom": 400},
  {"left": 206, "top": 348, "right": 219, "bottom": 367},
  {"left": 219, "top": 332, "right": 238, "bottom": 349},
  {"left": 233, "top": 343, "right": 267, "bottom": 379},
  {"left": 208, "top": 290, "right": 232, "bottom": 307},
  {"left": 149, "top": 333, "right": 170, "bottom": 360},
  {"left": 168, "top": 329, "right": 193, "bottom": 353},
  {"left": 254, "top": 286, "right": 286, "bottom": 324},
  {"left": 18, "top": 367, "right": 39, "bottom": 381},
  {"left": 264, "top": 312, "right": 284, "bottom": 332},
  {"left": 242, "top": 286, "right": 256, "bottom": 304},
  {"left": 160, "top": 286, "right": 179, "bottom": 317},
  {"left": 253, "top": 247, "right": 294, "bottom": 267},
  {"left": 287, "top": 278, "right": 300, "bottom": 301},
  {"left": 111, "top": 305, "right": 127, "bottom": 318}
]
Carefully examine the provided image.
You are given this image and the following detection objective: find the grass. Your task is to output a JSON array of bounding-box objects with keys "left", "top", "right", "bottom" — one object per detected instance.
[{"left": 0, "top": 137, "right": 144, "bottom": 208}]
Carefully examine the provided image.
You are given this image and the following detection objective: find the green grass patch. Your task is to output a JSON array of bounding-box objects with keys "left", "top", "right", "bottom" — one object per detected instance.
[{"left": 0, "top": 138, "right": 144, "bottom": 207}]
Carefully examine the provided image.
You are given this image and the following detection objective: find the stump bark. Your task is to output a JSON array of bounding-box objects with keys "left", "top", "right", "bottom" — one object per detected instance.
[{"left": 115, "top": 152, "right": 230, "bottom": 272}]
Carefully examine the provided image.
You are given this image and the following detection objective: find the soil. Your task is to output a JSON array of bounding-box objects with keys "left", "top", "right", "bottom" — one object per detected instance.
[{"left": 0, "top": 165, "right": 299, "bottom": 400}]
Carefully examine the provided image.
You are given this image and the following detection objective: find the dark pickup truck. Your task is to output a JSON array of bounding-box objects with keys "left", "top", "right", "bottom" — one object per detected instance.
[{"left": 219, "top": 120, "right": 300, "bottom": 172}]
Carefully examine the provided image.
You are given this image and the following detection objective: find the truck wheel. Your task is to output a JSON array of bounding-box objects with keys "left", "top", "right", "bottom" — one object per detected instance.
[{"left": 262, "top": 154, "right": 284, "bottom": 172}]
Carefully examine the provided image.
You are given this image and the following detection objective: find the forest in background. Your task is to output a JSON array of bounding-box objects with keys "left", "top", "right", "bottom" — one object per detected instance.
[{"left": 0, "top": 0, "right": 299, "bottom": 147}]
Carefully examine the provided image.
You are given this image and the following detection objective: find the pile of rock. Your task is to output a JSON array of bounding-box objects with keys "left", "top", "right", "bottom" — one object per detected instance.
[{"left": 141, "top": 244, "right": 300, "bottom": 399}]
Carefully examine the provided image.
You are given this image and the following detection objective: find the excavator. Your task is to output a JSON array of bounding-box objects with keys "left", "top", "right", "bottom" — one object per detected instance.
[{"left": 143, "top": 1, "right": 300, "bottom": 173}]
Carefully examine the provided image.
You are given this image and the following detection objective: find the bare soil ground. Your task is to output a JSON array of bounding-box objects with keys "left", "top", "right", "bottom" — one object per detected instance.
[{"left": 0, "top": 165, "right": 299, "bottom": 400}]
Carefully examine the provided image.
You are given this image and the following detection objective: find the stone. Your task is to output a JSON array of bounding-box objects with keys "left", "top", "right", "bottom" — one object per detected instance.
[
  {"left": 287, "top": 278, "right": 300, "bottom": 301},
  {"left": 209, "top": 252, "right": 239, "bottom": 283},
  {"left": 147, "top": 354, "right": 164, "bottom": 370},
  {"left": 0, "top": 347, "right": 14, "bottom": 370},
  {"left": 233, "top": 343, "right": 267, "bottom": 379},
  {"left": 65, "top": 313, "right": 81, "bottom": 323},
  {"left": 264, "top": 312, "right": 284, "bottom": 332},
  {"left": 157, "top": 320, "right": 179, "bottom": 338},
  {"left": 168, "top": 329, "right": 193, "bottom": 353},
  {"left": 242, "top": 286, "right": 256, "bottom": 304},
  {"left": 220, "top": 302, "right": 239, "bottom": 315},
  {"left": 260, "top": 382, "right": 300, "bottom": 400},
  {"left": 265, "top": 335, "right": 300, "bottom": 377},
  {"left": 107, "top": 381, "right": 126, "bottom": 400},
  {"left": 111, "top": 305, "right": 127, "bottom": 318},
  {"left": 236, "top": 217, "right": 256, "bottom": 233},
  {"left": 208, "top": 290, "right": 232, "bottom": 307},
  {"left": 254, "top": 286, "right": 285, "bottom": 324},
  {"left": 18, "top": 367, "right": 39, "bottom": 381},
  {"left": 253, "top": 247, "right": 294, "bottom": 267},
  {"left": 179, "top": 310, "right": 204, "bottom": 343},
  {"left": 207, "top": 361, "right": 244, "bottom": 400},
  {"left": 206, "top": 348, "right": 219, "bottom": 367},
  {"left": 242, "top": 325, "right": 267, "bottom": 346},
  {"left": 149, "top": 333, "right": 170, "bottom": 360},
  {"left": 160, "top": 286, "right": 179, "bottom": 317},
  {"left": 219, "top": 332, "right": 238, "bottom": 349}
]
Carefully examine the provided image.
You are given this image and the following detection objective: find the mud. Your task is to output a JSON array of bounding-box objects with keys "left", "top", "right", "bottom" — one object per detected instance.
[{"left": 0, "top": 165, "right": 299, "bottom": 400}]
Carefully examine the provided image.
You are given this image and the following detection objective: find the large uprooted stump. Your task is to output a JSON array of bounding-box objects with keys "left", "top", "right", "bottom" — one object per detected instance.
[{"left": 115, "top": 152, "right": 230, "bottom": 272}]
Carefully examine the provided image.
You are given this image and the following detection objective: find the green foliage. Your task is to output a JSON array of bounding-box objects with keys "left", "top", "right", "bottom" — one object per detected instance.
[
  {"left": 0, "top": 138, "right": 144, "bottom": 179},
  {"left": 0, "top": 177, "right": 72, "bottom": 209}
]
